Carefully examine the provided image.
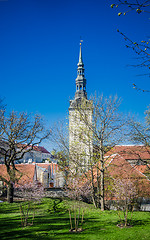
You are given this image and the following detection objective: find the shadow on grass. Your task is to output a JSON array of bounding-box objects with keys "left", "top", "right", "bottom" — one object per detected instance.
[
  {"left": 0, "top": 214, "right": 104, "bottom": 239},
  {"left": 0, "top": 214, "right": 70, "bottom": 240},
  {"left": 0, "top": 211, "right": 150, "bottom": 240},
  {"left": 130, "top": 219, "right": 150, "bottom": 226},
  {"left": 0, "top": 202, "right": 20, "bottom": 214}
]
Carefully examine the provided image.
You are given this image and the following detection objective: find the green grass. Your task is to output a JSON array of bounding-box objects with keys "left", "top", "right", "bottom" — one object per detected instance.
[{"left": 0, "top": 198, "right": 150, "bottom": 240}]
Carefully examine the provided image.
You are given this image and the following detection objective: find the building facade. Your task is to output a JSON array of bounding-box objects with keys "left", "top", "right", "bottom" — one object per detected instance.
[{"left": 18, "top": 146, "right": 55, "bottom": 164}]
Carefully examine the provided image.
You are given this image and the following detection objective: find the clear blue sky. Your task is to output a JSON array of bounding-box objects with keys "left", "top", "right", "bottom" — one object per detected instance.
[{"left": 0, "top": 0, "right": 150, "bottom": 150}]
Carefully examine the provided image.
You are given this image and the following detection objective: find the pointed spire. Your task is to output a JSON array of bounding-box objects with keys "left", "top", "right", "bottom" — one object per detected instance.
[
  {"left": 75, "top": 41, "right": 87, "bottom": 100},
  {"left": 79, "top": 43, "right": 83, "bottom": 64}
]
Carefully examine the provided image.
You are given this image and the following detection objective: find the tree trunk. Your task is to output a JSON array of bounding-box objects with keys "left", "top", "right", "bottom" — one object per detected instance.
[
  {"left": 96, "top": 166, "right": 101, "bottom": 208},
  {"left": 7, "top": 183, "right": 14, "bottom": 203},
  {"left": 100, "top": 166, "right": 105, "bottom": 211},
  {"left": 100, "top": 144, "right": 105, "bottom": 211},
  {"left": 91, "top": 187, "right": 97, "bottom": 208},
  {"left": 91, "top": 168, "right": 97, "bottom": 208}
]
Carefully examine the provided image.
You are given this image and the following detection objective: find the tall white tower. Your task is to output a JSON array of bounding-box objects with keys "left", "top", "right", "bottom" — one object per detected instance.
[{"left": 69, "top": 43, "right": 93, "bottom": 174}]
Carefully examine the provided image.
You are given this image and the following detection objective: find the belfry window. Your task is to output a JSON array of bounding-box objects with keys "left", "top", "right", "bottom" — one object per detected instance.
[{"left": 80, "top": 85, "right": 82, "bottom": 90}]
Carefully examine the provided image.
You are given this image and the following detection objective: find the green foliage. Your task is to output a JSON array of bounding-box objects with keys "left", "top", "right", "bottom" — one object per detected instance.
[{"left": 47, "top": 198, "right": 67, "bottom": 214}]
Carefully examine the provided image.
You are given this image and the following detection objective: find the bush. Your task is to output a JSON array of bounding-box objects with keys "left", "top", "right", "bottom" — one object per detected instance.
[{"left": 47, "top": 198, "right": 67, "bottom": 213}]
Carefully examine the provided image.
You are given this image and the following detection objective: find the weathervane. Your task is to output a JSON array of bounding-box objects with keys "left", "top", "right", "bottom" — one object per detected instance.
[{"left": 80, "top": 38, "right": 83, "bottom": 46}]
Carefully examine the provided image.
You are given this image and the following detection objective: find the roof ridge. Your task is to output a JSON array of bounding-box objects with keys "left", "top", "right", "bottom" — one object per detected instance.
[{"left": 133, "top": 165, "right": 150, "bottom": 182}]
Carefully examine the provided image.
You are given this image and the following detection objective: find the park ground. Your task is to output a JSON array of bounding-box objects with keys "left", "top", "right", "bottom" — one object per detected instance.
[{"left": 0, "top": 198, "right": 150, "bottom": 240}]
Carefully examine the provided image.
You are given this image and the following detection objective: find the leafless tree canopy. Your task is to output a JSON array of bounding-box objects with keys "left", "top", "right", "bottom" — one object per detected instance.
[
  {"left": 0, "top": 111, "right": 50, "bottom": 164},
  {"left": 50, "top": 120, "right": 69, "bottom": 168},
  {"left": 130, "top": 106, "right": 150, "bottom": 145},
  {"left": 68, "top": 94, "right": 127, "bottom": 210},
  {"left": 0, "top": 110, "right": 50, "bottom": 203}
]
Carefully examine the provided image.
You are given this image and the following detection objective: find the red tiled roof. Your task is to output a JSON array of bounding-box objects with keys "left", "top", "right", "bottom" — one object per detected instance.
[
  {"left": 134, "top": 164, "right": 150, "bottom": 174},
  {"left": 80, "top": 146, "right": 150, "bottom": 199},
  {"left": 32, "top": 146, "right": 50, "bottom": 154},
  {"left": 0, "top": 162, "right": 59, "bottom": 187},
  {"left": 0, "top": 164, "right": 35, "bottom": 185},
  {"left": 106, "top": 153, "right": 150, "bottom": 197},
  {"left": 36, "top": 163, "right": 50, "bottom": 169},
  {"left": 36, "top": 163, "right": 58, "bottom": 172},
  {"left": 106, "top": 154, "right": 146, "bottom": 179},
  {"left": 106, "top": 145, "right": 150, "bottom": 160},
  {"left": 16, "top": 144, "right": 50, "bottom": 154}
]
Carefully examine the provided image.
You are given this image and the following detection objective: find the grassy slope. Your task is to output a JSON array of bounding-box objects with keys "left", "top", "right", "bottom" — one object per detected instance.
[{"left": 0, "top": 198, "right": 150, "bottom": 240}]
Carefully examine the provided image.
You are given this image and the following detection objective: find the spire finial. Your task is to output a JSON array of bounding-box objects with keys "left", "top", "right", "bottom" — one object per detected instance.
[
  {"left": 80, "top": 39, "right": 83, "bottom": 46},
  {"left": 79, "top": 40, "right": 83, "bottom": 63}
]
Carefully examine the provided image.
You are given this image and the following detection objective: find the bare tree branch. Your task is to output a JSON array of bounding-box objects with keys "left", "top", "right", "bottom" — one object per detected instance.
[
  {"left": 0, "top": 110, "right": 51, "bottom": 203},
  {"left": 111, "top": 1, "right": 150, "bottom": 92}
]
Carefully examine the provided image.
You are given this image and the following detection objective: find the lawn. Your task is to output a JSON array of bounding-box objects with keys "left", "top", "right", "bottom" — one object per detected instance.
[{"left": 0, "top": 198, "right": 150, "bottom": 240}]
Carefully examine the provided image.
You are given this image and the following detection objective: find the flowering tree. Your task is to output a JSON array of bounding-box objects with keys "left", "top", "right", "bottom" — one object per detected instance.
[
  {"left": 16, "top": 181, "right": 44, "bottom": 227},
  {"left": 113, "top": 178, "right": 138, "bottom": 227},
  {"left": 67, "top": 175, "right": 92, "bottom": 201},
  {"left": 65, "top": 175, "right": 91, "bottom": 232}
]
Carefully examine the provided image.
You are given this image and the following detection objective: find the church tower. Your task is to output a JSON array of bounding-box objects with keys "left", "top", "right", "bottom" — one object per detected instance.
[{"left": 69, "top": 43, "right": 93, "bottom": 174}]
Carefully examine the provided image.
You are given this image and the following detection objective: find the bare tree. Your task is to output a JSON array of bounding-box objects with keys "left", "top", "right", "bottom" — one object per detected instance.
[
  {"left": 70, "top": 94, "right": 127, "bottom": 210},
  {"left": 50, "top": 120, "right": 69, "bottom": 171},
  {"left": 0, "top": 98, "right": 5, "bottom": 111},
  {"left": 51, "top": 95, "right": 127, "bottom": 210},
  {"left": 130, "top": 106, "right": 150, "bottom": 145},
  {"left": 0, "top": 98, "right": 6, "bottom": 136},
  {"left": 111, "top": 0, "right": 150, "bottom": 92},
  {"left": 111, "top": 0, "right": 150, "bottom": 15},
  {"left": 0, "top": 111, "right": 50, "bottom": 203},
  {"left": 128, "top": 106, "right": 150, "bottom": 176}
]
